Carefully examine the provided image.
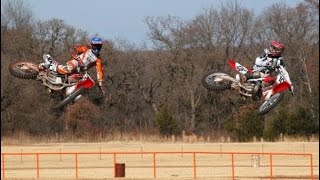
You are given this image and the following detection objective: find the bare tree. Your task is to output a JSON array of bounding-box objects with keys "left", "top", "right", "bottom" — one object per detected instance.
[
  {"left": 212, "top": 0, "right": 253, "bottom": 60},
  {"left": 1, "top": 0, "right": 318, "bottom": 139},
  {"left": 1, "top": 0, "right": 33, "bottom": 29},
  {"left": 261, "top": 3, "right": 319, "bottom": 94},
  {"left": 304, "top": 0, "right": 319, "bottom": 12},
  {"left": 1, "top": 0, "right": 34, "bottom": 58},
  {"left": 33, "top": 18, "right": 89, "bottom": 61},
  {"left": 145, "top": 15, "right": 205, "bottom": 132}
]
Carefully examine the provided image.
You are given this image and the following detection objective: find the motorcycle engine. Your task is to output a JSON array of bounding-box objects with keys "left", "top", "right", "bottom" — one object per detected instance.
[{"left": 47, "top": 76, "right": 63, "bottom": 85}]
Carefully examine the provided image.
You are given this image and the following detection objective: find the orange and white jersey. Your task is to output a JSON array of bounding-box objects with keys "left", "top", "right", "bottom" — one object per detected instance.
[
  {"left": 76, "top": 49, "right": 104, "bottom": 82},
  {"left": 57, "top": 45, "right": 104, "bottom": 82},
  {"left": 76, "top": 49, "right": 99, "bottom": 67}
]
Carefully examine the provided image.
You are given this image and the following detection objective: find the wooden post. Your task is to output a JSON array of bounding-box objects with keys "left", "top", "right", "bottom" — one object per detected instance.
[
  {"left": 2, "top": 154, "right": 5, "bottom": 179},
  {"left": 269, "top": 154, "right": 273, "bottom": 180},
  {"left": 153, "top": 153, "right": 156, "bottom": 178},
  {"left": 193, "top": 152, "right": 197, "bottom": 178},
  {"left": 20, "top": 149, "right": 23, "bottom": 163},
  {"left": 59, "top": 147, "right": 62, "bottom": 161},
  {"left": 261, "top": 137, "right": 264, "bottom": 156},
  {"left": 231, "top": 153, "right": 235, "bottom": 180},
  {"left": 181, "top": 144, "right": 184, "bottom": 157},
  {"left": 220, "top": 143, "right": 222, "bottom": 158},
  {"left": 75, "top": 154, "right": 78, "bottom": 179},
  {"left": 303, "top": 141, "right": 305, "bottom": 157},
  {"left": 36, "top": 154, "right": 39, "bottom": 179}
]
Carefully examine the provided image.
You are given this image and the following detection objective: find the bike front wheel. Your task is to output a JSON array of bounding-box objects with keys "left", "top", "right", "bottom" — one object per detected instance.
[
  {"left": 258, "top": 93, "right": 284, "bottom": 115},
  {"left": 54, "top": 87, "right": 85, "bottom": 109}
]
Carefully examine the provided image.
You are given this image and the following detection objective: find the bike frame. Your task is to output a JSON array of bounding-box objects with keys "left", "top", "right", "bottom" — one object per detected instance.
[{"left": 228, "top": 59, "right": 290, "bottom": 100}]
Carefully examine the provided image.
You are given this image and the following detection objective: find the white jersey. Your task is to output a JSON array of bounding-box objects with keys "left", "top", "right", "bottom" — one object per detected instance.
[
  {"left": 77, "top": 49, "right": 99, "bottom": 67},
  {"left": 252, "top": 49, "right": 292, "bottom": 85}
]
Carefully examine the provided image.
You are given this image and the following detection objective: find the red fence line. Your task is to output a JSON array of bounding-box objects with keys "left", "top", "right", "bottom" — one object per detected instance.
[
  {"left": 1, "top": 151, "right": 314, "bottom": 180},
  {"left": 1, "top": 151, "right": 313, "bottom": 155}
]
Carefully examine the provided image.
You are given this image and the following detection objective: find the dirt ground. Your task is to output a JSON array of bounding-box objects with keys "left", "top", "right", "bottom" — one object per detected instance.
[{"left": 1, "top": 141, "right": 319, "bottom": 179}]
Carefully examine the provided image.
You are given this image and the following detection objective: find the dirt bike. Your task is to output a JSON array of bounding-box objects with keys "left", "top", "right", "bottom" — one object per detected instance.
[
  {"left": 9, "top": 61, "right": 95, "bottom": 109},
  {"left": 202, "top": 60, "right": 291, "bottom": 115}
]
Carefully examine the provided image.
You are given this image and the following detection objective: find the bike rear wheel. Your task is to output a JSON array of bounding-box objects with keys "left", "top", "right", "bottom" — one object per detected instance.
[
  {"left": 9, "top": 62, "right": 39, "bottom": 79},
  {"left": 202, "top": 72, "right": 231, "bottom": 91},
  {"left": 258, "top": 93, "right": 284, "bottom": 115}
]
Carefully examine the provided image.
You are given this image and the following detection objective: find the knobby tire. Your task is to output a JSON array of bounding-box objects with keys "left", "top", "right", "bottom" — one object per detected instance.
[
  {"left": 9, "top": 62, "right": 39, "bottom": 79},
  {"left": 258, "top": 93, "right": 284, "bottom": 115},
  {"left": 202, "top": 72, "right": 231, "bottom": 91}
]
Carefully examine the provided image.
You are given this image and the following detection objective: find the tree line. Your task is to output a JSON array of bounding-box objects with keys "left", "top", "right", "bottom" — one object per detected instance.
[{"left": 1, "top": 0, "right": 319, "bottom": 142}]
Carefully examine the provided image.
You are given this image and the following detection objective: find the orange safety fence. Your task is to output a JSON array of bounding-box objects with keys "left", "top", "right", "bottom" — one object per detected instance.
[{"left": 1, "top": 151, "right": 314, "bottom": 179}]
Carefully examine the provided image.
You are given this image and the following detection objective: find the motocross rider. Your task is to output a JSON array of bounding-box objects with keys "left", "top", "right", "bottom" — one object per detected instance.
[
  {"left": 40, "top": 37, "right": 105, "bottom": 94},
  {"left": 241, "top": 40, "right": 294, "bottom": 95}
]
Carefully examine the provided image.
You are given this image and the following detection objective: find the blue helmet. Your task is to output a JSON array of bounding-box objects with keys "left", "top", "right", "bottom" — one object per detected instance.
[{"left": 90, "top": 37, "right": 103, "bottom": 55}]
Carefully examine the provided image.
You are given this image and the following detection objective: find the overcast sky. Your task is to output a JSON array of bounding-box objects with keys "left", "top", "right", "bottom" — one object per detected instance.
[{"left": 24, "top": 0, "right": 303, "bottom": 46}]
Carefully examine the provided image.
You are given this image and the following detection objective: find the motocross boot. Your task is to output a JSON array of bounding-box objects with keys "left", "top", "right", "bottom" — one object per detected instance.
[
  {"left": 39, "top": 54, "right": 59, "bottom": 72},
  {"left": 252, "top": 81, "right": 262, "bottom": 101},
  {"left": 39, "top": 54, "right": 53, "bottom": 70},
  {"left": 240, "top": 72, "right": 262, "bottom": 101}
]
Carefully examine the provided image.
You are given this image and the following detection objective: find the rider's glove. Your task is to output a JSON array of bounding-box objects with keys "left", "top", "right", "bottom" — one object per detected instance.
[
  {"left": 289, "top": 85, "right": 294, "bottom": 96},
  {"left": 98, "top": 81, "right": 105, "bottom": 95}
]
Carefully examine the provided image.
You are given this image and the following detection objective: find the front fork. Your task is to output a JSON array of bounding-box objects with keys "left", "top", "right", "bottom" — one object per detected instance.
[
  {"left": 65, "top": 85, "right": 82, "bottom": 101},
  {"left": 262, "top": 89, "right": 273, "bottom": 101}
]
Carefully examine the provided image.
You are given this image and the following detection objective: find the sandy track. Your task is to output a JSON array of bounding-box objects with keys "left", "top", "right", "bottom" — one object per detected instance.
[{"left": 1, "top": 142, "right": 319, "bottom": 179}]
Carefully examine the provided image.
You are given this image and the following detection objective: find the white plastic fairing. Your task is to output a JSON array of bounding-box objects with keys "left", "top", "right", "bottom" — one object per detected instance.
[
  {"left": 235, "top": 62, "right": 248, "bottom": 74},
  {"left": 66, "top": 85, "right": 76, "bottom": 96}
]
